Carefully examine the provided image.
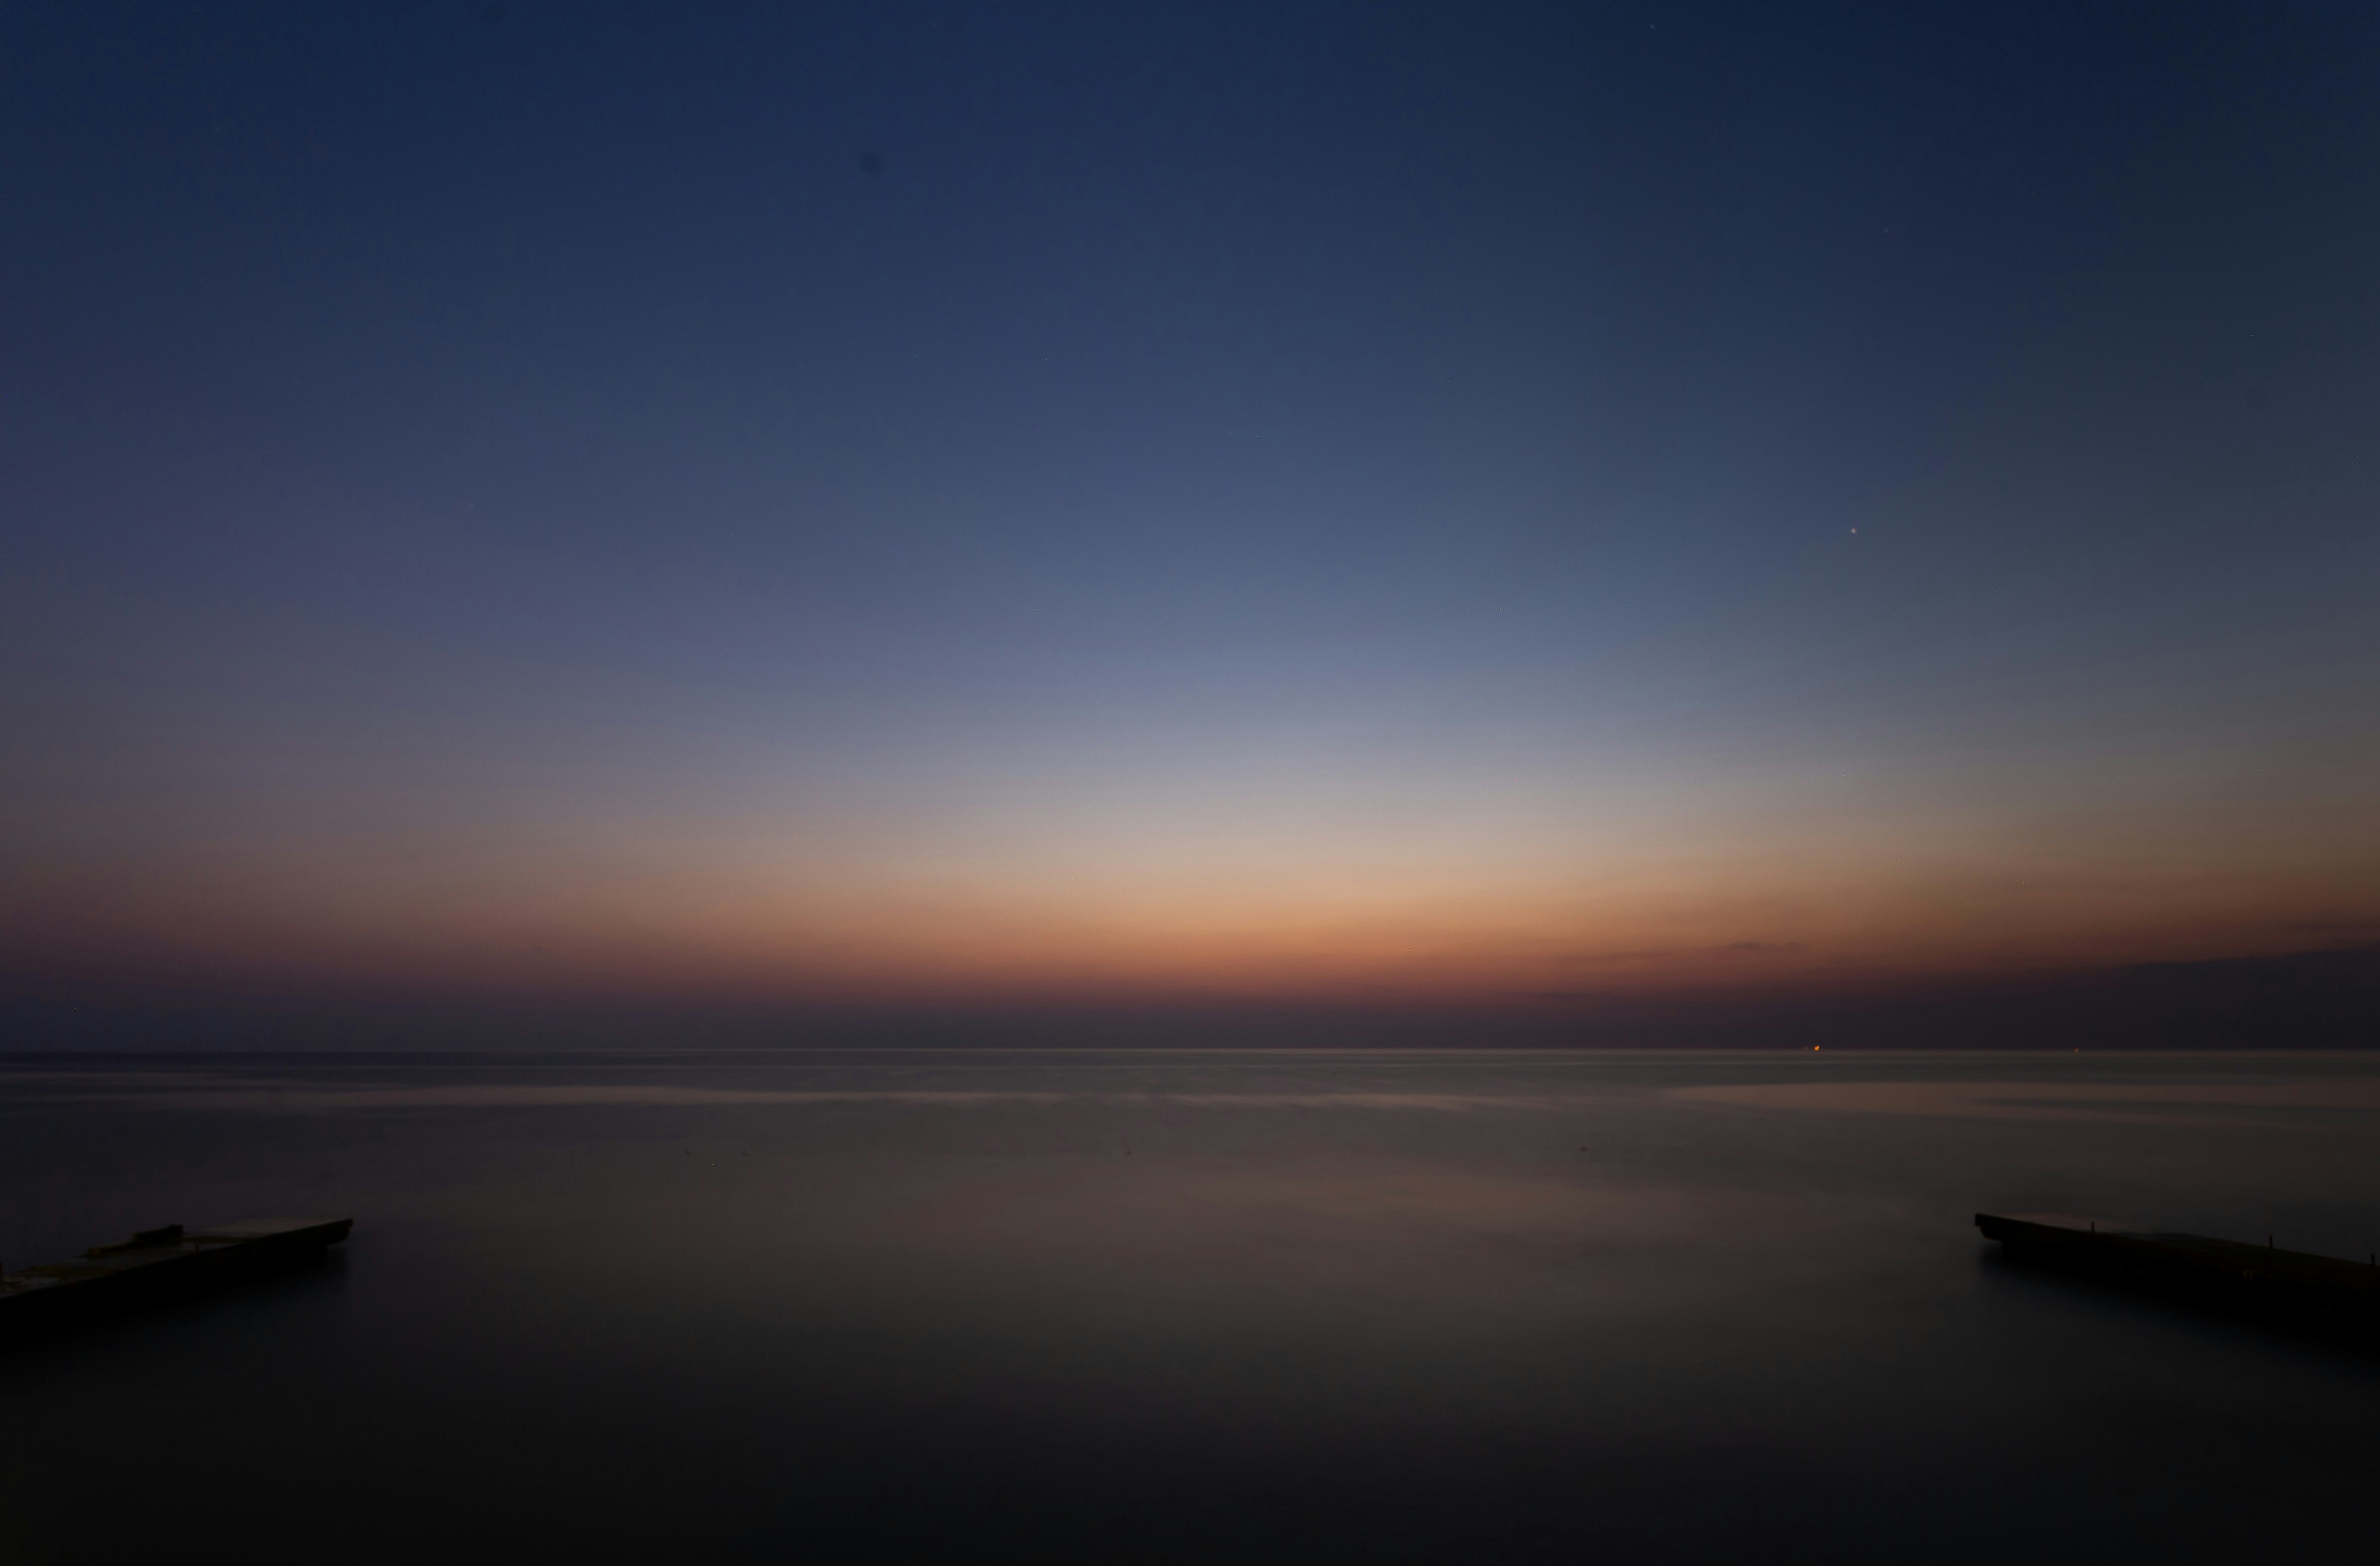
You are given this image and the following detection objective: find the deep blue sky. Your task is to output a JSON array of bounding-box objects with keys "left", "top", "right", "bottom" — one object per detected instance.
[{"left": 5, "top": 1, "right": 2378, "bottom": 1013}]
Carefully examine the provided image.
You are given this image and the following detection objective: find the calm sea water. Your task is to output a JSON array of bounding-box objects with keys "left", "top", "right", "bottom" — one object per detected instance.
[{"left": 5, "top": 1049, "right": 2380, "bottom": 1564}]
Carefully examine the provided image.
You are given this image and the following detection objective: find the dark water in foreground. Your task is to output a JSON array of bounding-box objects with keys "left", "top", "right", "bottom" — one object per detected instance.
[{"left": 6, "top": 1049, "right": 2380, "bottom": 1564}]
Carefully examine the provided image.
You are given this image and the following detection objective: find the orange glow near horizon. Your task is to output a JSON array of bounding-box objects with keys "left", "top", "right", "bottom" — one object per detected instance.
[{"left": 14, "top": 769, "right": 2378, "bottom": 1006}]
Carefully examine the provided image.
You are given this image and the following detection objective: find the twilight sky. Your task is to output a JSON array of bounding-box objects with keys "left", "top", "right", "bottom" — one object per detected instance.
[{"left": 5, "top": 1, "right": 2378, "bottom": 1032}]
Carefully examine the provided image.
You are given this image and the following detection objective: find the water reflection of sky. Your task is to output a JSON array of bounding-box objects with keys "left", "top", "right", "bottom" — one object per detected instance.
[
  {"left": 1675, "top": 1077, "right": 2380, "bottom": 1125},
  {"left": 6, "top": 1049, "right": 2380, "bottom": 1562},
  {"left": 113, "top": 1085, "right": 1561, "bottom": 1112},
  {"left": 17, "top": 1052, "right": 2380, "bottom": 1130}
]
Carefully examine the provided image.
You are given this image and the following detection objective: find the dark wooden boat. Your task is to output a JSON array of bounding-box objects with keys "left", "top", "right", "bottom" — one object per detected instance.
[
  {"left": 1976, "top": 1211, "right": 2380, "bottom": 1324},
  {"left": 0, "top": 1218, "right": 352, "bottom": 1325}
]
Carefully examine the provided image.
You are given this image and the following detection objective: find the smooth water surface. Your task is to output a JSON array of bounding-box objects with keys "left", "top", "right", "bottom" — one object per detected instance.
[{"left": 5, "top": 1049, "right": 2379, "bottom": 1563}]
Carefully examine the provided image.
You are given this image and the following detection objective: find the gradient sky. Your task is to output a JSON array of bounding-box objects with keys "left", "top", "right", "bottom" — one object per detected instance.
[{"left": 5, "top": 1, "right": 2378, "bottom": 1024}]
